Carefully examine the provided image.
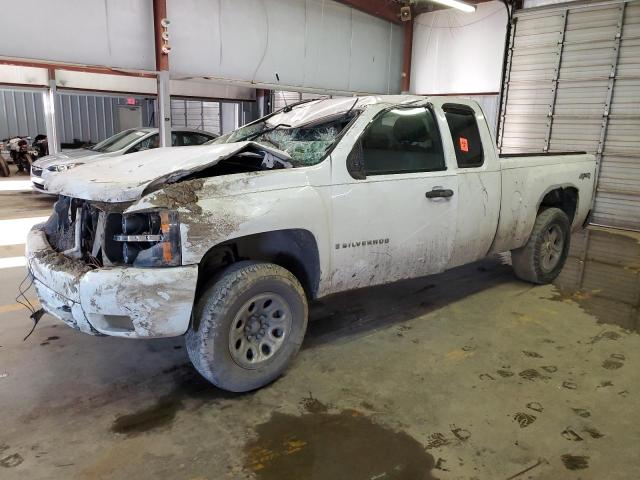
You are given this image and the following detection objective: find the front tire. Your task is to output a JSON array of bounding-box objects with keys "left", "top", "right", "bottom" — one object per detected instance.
[
  {"left": 186, "top": 261, "right": 308, "bottom": 392},
  {"left": 511, "top": 207, "right": 571, "bottom": 284},
  {"left": 0, "top": 156, "right": 9, "bottom": 177}
]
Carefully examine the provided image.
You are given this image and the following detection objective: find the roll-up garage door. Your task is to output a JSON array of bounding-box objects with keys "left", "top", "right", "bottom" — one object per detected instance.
[
  {"left": 171, "top": 99, "right": 222, "bottom": 135},
  {"left": 499, "top": 0, "right": 640, "bottom": 230},
  {"left": 272, "top": 91, "right": 346, "bottom": 112}
]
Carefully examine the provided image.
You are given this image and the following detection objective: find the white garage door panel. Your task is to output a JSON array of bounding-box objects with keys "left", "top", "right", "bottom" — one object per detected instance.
[
  {"left": 550, "top": 119, "right": 603, "bottom": 152},
  {"left": 599, "top": 156, "right": 640, "bottom": 194},
  {"left": 609, "top": 79, "right": 640, "bottom": 114},
  {"left": 560, "top": 43, "right": 617, "bottom": 79},
  {"left": 501, "top": 0, "right": 640, "bottom": 230},
  {"left": 553, "top": 80, "right": 609, "bottom": 116},
  {"left": 592, "top": 192, "right": 640, "bottom": 230}
]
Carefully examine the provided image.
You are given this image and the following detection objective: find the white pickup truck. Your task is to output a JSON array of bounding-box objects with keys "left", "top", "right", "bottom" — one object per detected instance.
[{"left": 26, "top": 96, "right": 596, "bottom": 392}]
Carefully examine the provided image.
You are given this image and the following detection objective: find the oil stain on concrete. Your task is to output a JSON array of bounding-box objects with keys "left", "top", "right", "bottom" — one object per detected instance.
[
  {"left": 111, "top": 365, "right": 238, "bottom": 435},
  {"left": 111, "top": 395, "right": 183, "bottom": 435},
  {"left": 245, "top": 401, "right": 437, "bottom": 480}
]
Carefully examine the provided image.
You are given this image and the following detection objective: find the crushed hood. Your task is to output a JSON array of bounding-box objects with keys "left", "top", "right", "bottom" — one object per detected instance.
[{"left": 46, "top": 142, "right": 291, "bottom": 203}]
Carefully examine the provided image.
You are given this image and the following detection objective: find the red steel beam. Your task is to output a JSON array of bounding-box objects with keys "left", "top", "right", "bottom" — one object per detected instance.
[
  {"left": 153, "top": 0, "right": 169, "bottom": 71},
  {"left": 336, "top": 0, "right": 402, "bottom": 24},
  {"left": 0, "top": 59, "right": 155, "bottom": 78}
]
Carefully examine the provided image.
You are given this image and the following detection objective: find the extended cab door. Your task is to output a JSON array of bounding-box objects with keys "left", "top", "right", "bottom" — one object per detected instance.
[
  {"left": 439, "top": 101, "right": 501, "bottom": 268},
  {"left": 328, "top": 104, "right": 458, "bottom": 293}
]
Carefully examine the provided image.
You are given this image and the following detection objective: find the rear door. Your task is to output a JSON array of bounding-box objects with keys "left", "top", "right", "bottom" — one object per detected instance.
[
  {"left": 440, "top": 102, "right": 501, "bottom": 268},
  {"left": 329, "top": 104, "right": 458, "bottom": 292}
]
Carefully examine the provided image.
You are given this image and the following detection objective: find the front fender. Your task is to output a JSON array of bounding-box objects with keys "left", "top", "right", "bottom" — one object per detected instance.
[{"left": 125, "top": 173, "right": 331, "bottom": 291}]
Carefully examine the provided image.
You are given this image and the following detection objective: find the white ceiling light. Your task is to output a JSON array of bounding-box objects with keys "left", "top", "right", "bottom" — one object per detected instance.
[{"left": 429, "top": 0, "right": 476, "bottom": 13}]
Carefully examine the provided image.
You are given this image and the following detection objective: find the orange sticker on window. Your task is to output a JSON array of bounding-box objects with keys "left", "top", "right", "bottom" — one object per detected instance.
[{"left": 459, "top": 137, "right": 469, "bottom": 152}]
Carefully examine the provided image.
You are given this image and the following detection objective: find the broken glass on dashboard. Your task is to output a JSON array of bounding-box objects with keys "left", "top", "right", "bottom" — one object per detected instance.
[{"left": 215, "top": 111, "right": 359, "bottom": 167}]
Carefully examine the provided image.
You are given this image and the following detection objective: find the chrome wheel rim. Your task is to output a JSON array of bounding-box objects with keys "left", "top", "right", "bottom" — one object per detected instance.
[
  {"left": 228, "top": 293, "right": 292, "bottom": 369},
  {"left": 540, "top": 224, "right": 564, "bottom": 272}
]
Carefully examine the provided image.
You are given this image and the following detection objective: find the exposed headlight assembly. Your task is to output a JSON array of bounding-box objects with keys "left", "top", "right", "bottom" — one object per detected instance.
[
  {"left": 113, "top": 210, "right": 181, "bottom": 267},
  {"left": 48, "top": 162, "right": 84, "bottom": 172}
]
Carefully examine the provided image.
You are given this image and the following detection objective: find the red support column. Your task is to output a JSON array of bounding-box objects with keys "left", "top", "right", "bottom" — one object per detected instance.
[
  {"left": 153, "top": 0, "right": 169, "bottom": 72},
  {"left": 401, "top": 19, "right": 414, "bottom": 93}
]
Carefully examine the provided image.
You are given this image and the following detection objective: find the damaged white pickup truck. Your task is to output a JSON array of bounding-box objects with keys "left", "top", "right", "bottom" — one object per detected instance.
[{"left": 26, "top": 96, "right": 596, "bottom": 392}]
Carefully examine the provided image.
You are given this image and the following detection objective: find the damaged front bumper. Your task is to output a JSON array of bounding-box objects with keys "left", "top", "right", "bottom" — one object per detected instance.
[{"left": 26, "top": 225, "right": 198, "bottom": 338}]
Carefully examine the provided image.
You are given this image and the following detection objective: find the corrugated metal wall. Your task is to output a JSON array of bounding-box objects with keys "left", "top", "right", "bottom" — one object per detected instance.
[
  {"left": 0, "top": 88, "right": 46, "bottom": 140},
  {"left": 1, "top": 89, "right": 256, "bottom": 144},
  {"left": 0, "top": 88, "right": 155, "bottom": 143},
  {"left": 56, "top": 93, "right": 155, "bottom": 144},
  {"left": 499, "top": 0, "right": 640, "bottom": 230}
]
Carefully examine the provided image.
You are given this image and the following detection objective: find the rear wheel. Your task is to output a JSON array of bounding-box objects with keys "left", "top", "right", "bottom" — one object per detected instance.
[
  {"left": 186, "top": 261, "right": 308, "bottom": 392},
  {"left": 511, "top": 207, "right": 571, "bottom": 284}
]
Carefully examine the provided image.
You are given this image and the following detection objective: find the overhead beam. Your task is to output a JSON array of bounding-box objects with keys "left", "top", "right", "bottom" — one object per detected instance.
[
  {"left": 0, "top": 58, "right": 155, "bottom": 78},
  {"left": 335, "top": 0, "right": 402, "bottom": 24}
]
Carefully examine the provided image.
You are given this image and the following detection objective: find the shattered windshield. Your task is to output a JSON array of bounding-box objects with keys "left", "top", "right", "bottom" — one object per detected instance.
[{"left": 214, "top": 112, "right": 359, "bottom": 167}]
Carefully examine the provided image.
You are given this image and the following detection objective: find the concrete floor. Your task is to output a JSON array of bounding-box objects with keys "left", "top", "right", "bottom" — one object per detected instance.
[{"left": 1, "top": 168, "right": 639, "bottom": 480}]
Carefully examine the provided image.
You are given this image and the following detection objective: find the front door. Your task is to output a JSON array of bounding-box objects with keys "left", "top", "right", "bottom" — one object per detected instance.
[{"left": 329, "top": 105, "right": 458, "bottom": 293}]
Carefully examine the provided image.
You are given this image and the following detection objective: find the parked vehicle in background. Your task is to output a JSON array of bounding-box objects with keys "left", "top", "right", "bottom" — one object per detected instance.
[
  {"left": 27, "top": 96, "right": 596, "bottom": 392},
  {"left": 32, "top": 134, "right": 48, "bottom": 159},
  {"left": 30, "top": 127, "right": 217, "bottom": 192}
]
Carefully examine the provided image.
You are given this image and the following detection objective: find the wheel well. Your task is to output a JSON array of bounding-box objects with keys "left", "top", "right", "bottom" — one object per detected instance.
[
  {"left": 197, "top": 229, "right": 321, "bottom": 300},
  {"left": 539, "top": 187, "right": 578, "bottom": 223}
]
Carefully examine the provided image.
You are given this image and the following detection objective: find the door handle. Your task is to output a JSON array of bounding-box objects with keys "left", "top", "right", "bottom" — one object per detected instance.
[{"left": 425, "top": 188, "right": 454, "bottom": 199}]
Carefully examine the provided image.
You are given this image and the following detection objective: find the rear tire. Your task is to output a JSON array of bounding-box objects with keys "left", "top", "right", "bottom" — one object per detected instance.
[
  {"left": 511, "top": 207, "right": 571, "bottom": 284},
  {"left": 0, "top": 157, "right": 9, "bottom": 177},
  {"left": 186, "top": 261, "right": 308, "bottom": 392}
]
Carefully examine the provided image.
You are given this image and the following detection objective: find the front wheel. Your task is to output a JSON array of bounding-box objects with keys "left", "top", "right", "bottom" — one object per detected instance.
[
  {"left": 186, "top": 261, "right": 308, "bottom": 392},
  {"left": 17, "top": 153, "right": 32, "bottom": 173},
  {"left": 511, "top": 207, "right": 571, "bottom": 284},
  {"left": 0, "top": 156, "right": 9, "bottom": 177}
]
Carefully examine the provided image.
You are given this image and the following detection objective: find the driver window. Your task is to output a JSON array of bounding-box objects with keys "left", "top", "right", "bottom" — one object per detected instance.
[
  {"left": 361, "top": 107, "right": 446, "bottom": 176},
  {"left": 127, "top": 134, "right": 159, "bottom": 154}
]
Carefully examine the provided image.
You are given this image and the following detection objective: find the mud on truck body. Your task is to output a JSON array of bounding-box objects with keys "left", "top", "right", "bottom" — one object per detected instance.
[{"left": 26, "top": 96, "right": 596, "bottom": 392}]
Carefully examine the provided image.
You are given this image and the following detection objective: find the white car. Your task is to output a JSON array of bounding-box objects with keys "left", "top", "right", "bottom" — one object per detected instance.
[
  {"left": 27, "top": 96, "right": 596, "bottom": 392},
  {"left": 30, "top": 127, "right": 217, "bottom": 192}
]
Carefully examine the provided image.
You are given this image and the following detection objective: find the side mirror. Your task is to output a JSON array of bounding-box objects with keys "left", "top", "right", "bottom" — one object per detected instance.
[{"left": 347, "top": 139, "right": 366, "bottom": 180}]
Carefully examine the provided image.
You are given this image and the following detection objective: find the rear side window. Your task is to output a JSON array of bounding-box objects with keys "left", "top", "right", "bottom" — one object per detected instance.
[
  {"left": 182, "top": 132, "right": 212, "bottom": 146},
  {"left": 443, "top": 104, "right": 484, "bottom": 168},
  {"left": 361, "top": 107, "right": 445, "bottom": 176}
]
